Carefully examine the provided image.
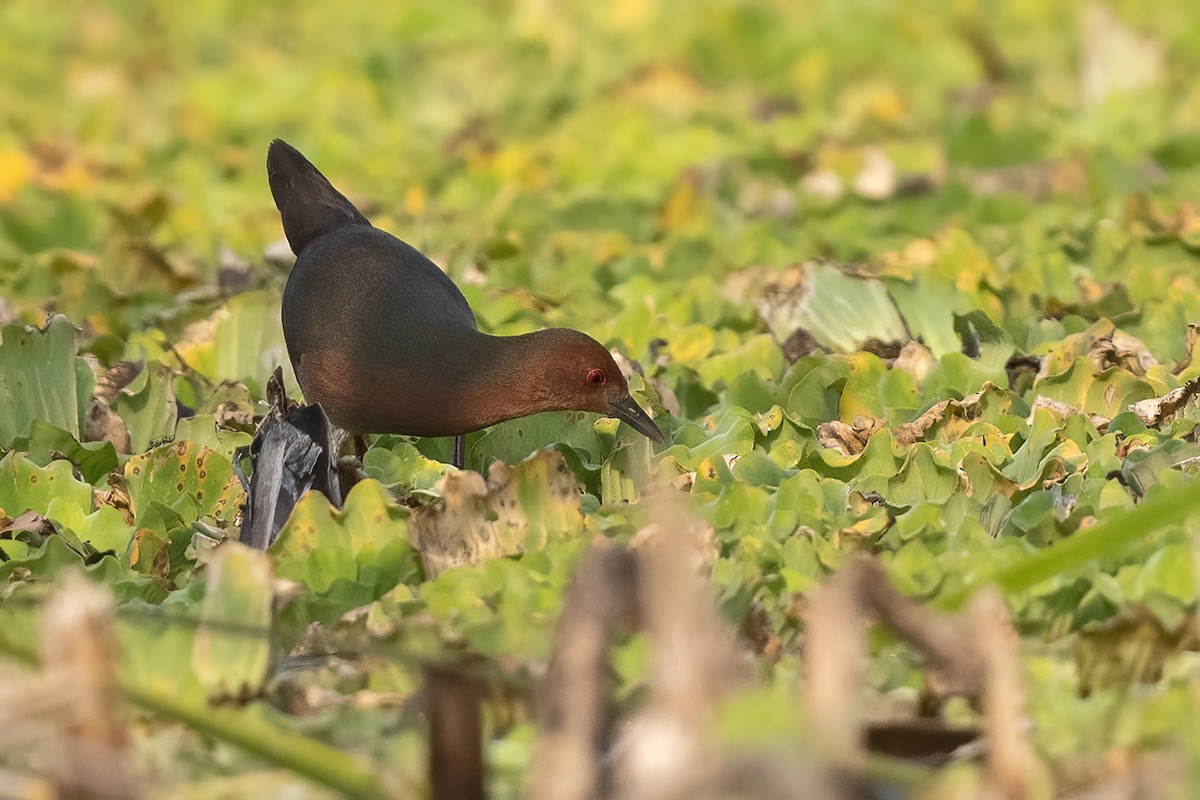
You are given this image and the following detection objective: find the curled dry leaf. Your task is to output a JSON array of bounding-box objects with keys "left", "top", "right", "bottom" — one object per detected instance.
[
  {"left": 1042, "top": 321, "right": 1158, "bottom": 379},
  {"left": 92, "top": 361, "right": 143, "bottom": 404},
  {"left": 1091, "top": 329, "right": 1159, "bottom": 374},
  {"left": 1127, "top": 376, "right": 1200, "bottom": 428},
  {"left": 85, "top": 400, "right": 131, "bottom": 452},
  {"left": 1028, "top": 395, "right": 1111, "bottom": 431},
  {"left": 94, "top": 473, "right": 134, "bottom": 526},
  {"left": 84, "top": 359, "right": 144, "bottom": 453},
  {"left": 817, "top": 417, "right": 882, "bottom": 456},
  {"left": 893, "top": 383, "right": 1013, "bottom": 447},
  {"left": 0, "top": 509, "right": 56, "bottom": 539},
  {"left": 213, "top": 400, "right": 255, "bottom": 431},
  {"left": 1171, "top": 323, "right": 1200, "bottom": 376}
]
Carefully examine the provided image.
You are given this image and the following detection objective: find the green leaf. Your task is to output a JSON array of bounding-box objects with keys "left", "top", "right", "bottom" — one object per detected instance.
[
  {"left": 125, "top": 441, "right": 243, "bottom": 528},
  {"left": 113, "top": 361, "right": 179, "bottom": 453},
  {"left": 758, "top": 262, "right": 907, "bottom": 352},
  {"left": 272, "top": 479, "right": 415, "bottom": 598},
  {"left": 0, "top": 316, "right": 91, "bottom": 447},
  {"left": 363, "top": 436, "right": 454, "bottom": 496},
  {"left": 13, "top": 419, "right": 118, "bottom": 485},
  {"left": 0, "top": 451, "right": 93, "bottom": 522},
  {"left": 193, "top": 543, "right": 273, "bottom": 700}
]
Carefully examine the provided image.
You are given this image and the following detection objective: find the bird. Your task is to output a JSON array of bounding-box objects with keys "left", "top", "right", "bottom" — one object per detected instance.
[{"left": 266, "top": 139, "right": 664, "bottom": 468}]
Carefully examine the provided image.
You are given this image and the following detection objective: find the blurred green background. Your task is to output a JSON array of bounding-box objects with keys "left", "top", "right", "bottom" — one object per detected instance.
[{"left": 5, "top": 0, "right": 1200, "bottom": 360}]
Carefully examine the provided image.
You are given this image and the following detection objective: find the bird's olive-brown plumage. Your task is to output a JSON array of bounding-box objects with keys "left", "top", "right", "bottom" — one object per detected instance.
[{"left": 267, "top": 139, "right": 663, "bottom": 443}]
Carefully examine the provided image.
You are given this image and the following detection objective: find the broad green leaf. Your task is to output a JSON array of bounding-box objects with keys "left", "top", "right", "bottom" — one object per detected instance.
[
  {"left": 0, "top": 316, "right": 91, "bottom": 447},
  {"left": 125, "top": 441, "right": 242, "bottom": 528},
  {"left": 113, "top": 361, "right": 179, "bottom": 453},
  {"left": 0, "top": 452, "right": 93, "bottom": 523},
  {"left": 193, "top": 543, "right": 273, "bottom": 700},
  {"left": 756, "top": 262, "right": 907, "bottom": 352},
  {"left": 272, "top": 479, "right": 415, "bottom": 597},
  {"left": 363, "top": 436, "right": 453, "bottom": 496},
  {"left": 13, "top": 419, "right": 118, "bottom": 485}
]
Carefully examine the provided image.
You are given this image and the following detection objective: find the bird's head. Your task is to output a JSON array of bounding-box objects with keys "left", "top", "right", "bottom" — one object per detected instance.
[{"left": 527, "top": 329, "right": 665, "bottom": 443}]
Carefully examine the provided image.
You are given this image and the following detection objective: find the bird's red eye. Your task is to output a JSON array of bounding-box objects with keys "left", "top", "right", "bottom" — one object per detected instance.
[{"left": 587, "top": 369, "right": 606, "bottom": 385}]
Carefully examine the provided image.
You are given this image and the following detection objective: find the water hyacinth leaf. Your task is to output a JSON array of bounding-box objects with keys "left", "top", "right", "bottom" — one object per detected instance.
[
  {"left": 488, "top": 448, "right": 586, "bottom": 551},
  {"left": 673, "top": 407, "right": 756, "bottom": 467},
  {"left": 0, "top": 452, "right": 93, "bottom": 524},
  {"left": 174, "top": 291, "right": 295, "bottom": 396},
  {"left": 884, "top": 444, "right": 959, "bottom": 507},
  {"left": 363, "top": 436, "right": 455, "bottom": 496},
  {"left": 271, "top": 478, "right": 414, "bottom": 596},
  {"left": 885, "top": 276, "right": 971, "bottom": 358},
  {"left": 113, "top": 361, "right": 179, "bottom": 453},
  {"left": 13, "top": 419, "right": 119, "bottom": 485},
  {"left": 600, "top": 426, "right": 653, "bottom": 503},
  {"left": 922, "top": 352, "right": 1007, "bottom": 399},
  {"left": 665, "top": 323, "right": 715, "bottom": 368},
  {"left": 754, "top": 262, "right": 907, "bottom": 353},
  {"left": 71, "top": 504, "right": 137, "bottom": 555},
  {"left": 173, "top": 415, "right": 255, "bottom": 460},
  {"left": 193, "top": 543, "right": 273, "bottom": 701},
  {"left": 785, "top": 356, "right": 848, "bottom": 424},
  {"left": 731, "top": 449, "right": 793, "bottom": 487},
  {"left": 1121, "top": 439, "right": 1200, "bottom": 495},
  {"left": 1034, "top": 357, "right": 1158, "bottom": 419},
  {"left": 0, "top": 190, "right": 97, "bottom": 254},
  {"left": 838, "top": 352, "right": 887, "bottom": 422},
  {"left": 125, "top": 441, "right": 243, "bottom": 528},
  {"left": 410, "top": 449, "right": 584, "bottom": 576},
  {"left": 0, "top": 533, "right": 127, "bottom": 586},
  {"left": 468, "top": 410, "right": 606, "bottom": 473},
  {"left": 698, "top": 333, "right": 786, "bottom": 386},
  {"left": 0, "top": 316, "right": 92, "bottom": 448},
  {"left": 724, "top": 372, "right": 782, "bottom": 416}
]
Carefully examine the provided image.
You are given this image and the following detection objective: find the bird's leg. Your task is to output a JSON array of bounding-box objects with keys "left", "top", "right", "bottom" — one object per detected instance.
[{"left": 453, "top": 434, "right": 466, "bottom": 470}]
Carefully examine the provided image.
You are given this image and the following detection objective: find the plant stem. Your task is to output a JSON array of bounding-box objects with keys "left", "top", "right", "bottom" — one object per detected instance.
[
  {"left": 939, "top": 477, "right": 1200, "bottom": 609},
  {"left": 125, "top": 683, "right": 386, "bottom": 798},
  {"left": 0, "top": 612, "right": 384, "bottom": 798}
]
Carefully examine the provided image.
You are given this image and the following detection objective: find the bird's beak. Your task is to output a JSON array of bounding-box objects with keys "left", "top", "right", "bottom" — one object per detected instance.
[{"left": 607, "top": 395, "right": 665, "bottom": 444}]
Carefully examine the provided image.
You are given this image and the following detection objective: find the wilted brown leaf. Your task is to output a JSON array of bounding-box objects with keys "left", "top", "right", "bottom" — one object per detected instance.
[
  {"left": 412, "top": 448, "right": 583, "bottom": 578},
  {"left": 818, "top": 417, "right": 882, "bottom": 456},
  {"left": 1127, "top": 377, "right": 1200, "bottom": 428}
]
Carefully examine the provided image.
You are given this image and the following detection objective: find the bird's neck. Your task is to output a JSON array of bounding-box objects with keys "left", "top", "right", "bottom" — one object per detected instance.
[{"left": 445, "top": 330, "right": 571, "bottom": 430}]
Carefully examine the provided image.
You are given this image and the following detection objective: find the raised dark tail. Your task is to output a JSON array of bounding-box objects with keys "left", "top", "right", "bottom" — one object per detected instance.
[{"left": 266, "top": 139, "right": 371, "bottom": 255}]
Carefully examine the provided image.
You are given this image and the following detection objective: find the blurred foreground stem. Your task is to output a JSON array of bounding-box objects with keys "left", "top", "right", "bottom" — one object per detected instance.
[
  {"left": 125, "top": 683, "right": 386, "bottom": 798},
  {"left": 0, "top": 606, "right": 384, "bottom": 798}
]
